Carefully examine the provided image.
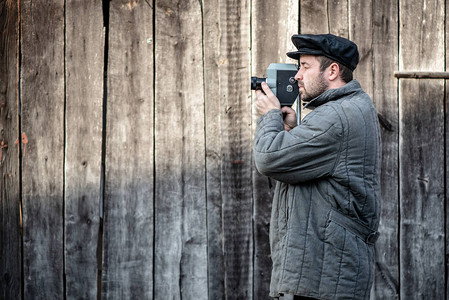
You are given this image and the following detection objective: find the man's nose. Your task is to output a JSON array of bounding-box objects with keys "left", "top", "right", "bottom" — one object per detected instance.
[{"left": 294, "top": 69, "right": 302, "bottom": 81}]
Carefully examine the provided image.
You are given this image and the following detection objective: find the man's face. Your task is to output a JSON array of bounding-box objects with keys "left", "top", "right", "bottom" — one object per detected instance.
[{"left": 294, "top": 55, "right": 329, "bottom": 102}]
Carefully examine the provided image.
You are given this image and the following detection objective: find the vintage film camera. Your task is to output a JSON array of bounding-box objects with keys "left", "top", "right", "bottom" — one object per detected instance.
[{"left": 251, "top": 63, "right": 300, "bottom": 107}]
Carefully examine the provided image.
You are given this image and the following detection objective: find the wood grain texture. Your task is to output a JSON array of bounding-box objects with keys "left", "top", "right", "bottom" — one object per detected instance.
[
  {"left": 400, "top": 0, "right": 445, "bottom": 72},
  {"left": 0, "top": 1, "right": 21, "bottom": 299},
  {"left": 101, "top": 1, "right": 154, "bottom": 298},
  {"left": 203, "top": 0, "right": 225, "bottom": 298},
  {"left": 399, "top": 1, "right": 445, "bottom": 299},
  {"left": 446, "top": 1, "right": 449, "bottom": 298},
  {"left": 20, "top": 0, "right": 65, "bottom": 298},
  {"left": 64, "top": 1, "right": 103, "bottom": 298},
  {"left": 328, "top": 0, "right": 348, "bottom": 38},
  {"left": 300, "top": 0, "right": 328, "bottom": 34},
  {"left": 218, "top": 0, "right": 253, "bottom": 298},
  {"left": 399, "top": 79, "right": 445, "bottom": 300},
  {"left": 154, "top": 0, "right": 207, "bottom": 299},
  {"left": 251, "top": 1, "right": 298, "bottom": 298},
  {"left": 350, "top": 0, "right": 374, "bottom": 97},
  {"left": 371, "top": 0, "right": 399, "bottom": 298}
]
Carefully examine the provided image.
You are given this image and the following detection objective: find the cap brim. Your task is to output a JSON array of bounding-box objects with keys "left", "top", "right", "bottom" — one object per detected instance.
[
  {"left": 286, "top": 51, "right": 300, "bottom": 59},
  {"left": 286, "top": 49, "right": 327, "bottom": 60}
]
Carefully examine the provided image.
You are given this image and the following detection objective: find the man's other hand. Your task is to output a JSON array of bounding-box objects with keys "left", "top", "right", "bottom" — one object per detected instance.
[{"left": 281, "top": 106, "right": 297, "bottom": 131}]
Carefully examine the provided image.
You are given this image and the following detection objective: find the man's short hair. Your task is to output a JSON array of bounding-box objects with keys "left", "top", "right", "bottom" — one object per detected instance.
[{"left": 316, "top": 55, "right": 353, "bottom": 83}]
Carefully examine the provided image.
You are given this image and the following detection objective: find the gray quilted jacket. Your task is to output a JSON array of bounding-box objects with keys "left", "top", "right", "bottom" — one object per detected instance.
[{"left": 254, "top": 80, "right": 381, "bottom": 299}]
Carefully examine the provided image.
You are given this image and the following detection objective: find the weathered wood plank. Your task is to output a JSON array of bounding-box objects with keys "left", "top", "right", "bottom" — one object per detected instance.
[
  {"left": 328, "top": 0, "right": 349, "bottom": 38},
  {"left": 20, "top": 0, "right": 65, "bottom": 298},
  {"left": 350, "top": 0, "right": 374, "bottom": 98},
  {"left": 101, "top": 1, "right": 154, "bottom": 298},
  {"left": 154, "top": 0, "right": 207, "bottom": 299},
  {"left": 447, "top": 1, "right": 449, "bottom": 298},
  {"left": 64, "top": 1, "right": 103, "bottom": 298},
  {"left": 371, "top": 0, "right": 399, "bottom": 298},
  {"left": 251, "top": 1, "right": 298, "bottom": 298},
  {"left": 399, "top": 0, "right": 445, "bottom": 299},
  {"left": 399, "top": 79, "right": 445, "bottom": 299},
  {"left": 300, "top": 0, "right": 328, "bottom": 34},
  {"left": 203, "top": 0, "right": 225, "bottom": 298},
  {"left": 218, "top": 0, "right": 253, "bottom": 298},
  {"left": 301, "top": 0, "right": 349, "bottom": 37},
  {"left": 0, "top": 1, "right": 21, "bottom": 299}
]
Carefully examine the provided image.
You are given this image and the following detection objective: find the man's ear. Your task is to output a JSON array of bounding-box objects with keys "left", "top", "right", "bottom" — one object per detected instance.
[{"left": 328, "top": 62, "right": 340, "bottom": 81}]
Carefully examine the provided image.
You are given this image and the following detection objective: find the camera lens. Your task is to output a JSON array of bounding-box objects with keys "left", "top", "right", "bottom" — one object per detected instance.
[{"left": 251, "top": 77, "right": 266, "bottom": 90}]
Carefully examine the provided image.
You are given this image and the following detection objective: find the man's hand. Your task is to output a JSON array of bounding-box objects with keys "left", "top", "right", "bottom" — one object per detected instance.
[
  {"left": 255, "top": 82, "right": 281, "bottom": 116},
  {"left": 281, "top": 106, "right": 297, "bottom": 131}
]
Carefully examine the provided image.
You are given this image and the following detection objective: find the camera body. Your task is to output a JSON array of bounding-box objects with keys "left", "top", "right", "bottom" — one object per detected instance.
[{"left": 251, "top": 63, "right": 299, "bottom": 106}]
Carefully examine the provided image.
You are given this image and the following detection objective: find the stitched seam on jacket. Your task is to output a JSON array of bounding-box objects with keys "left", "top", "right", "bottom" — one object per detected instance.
[
  {"left": 334, "top": 228, "right": 347, "bottom": 296},
  {"left": 296, "top": 188, "right": 313, "bottom": 292},
  {"left": 317, "top": 209, "right": 331, "bottom": 298},
  {"left": 279, "top": 204, "right": 291, "bottom": 290},
  {"left": 328, "top": 106, "right": 344, "bottom": 176},
  {"left": 363, "top": 245, "right": 373, "bottom": 299},
  {"left": 352, "top": 236, "right": 362, "bottom": 298},
  {"left": 354, "top": 102, "right": 369, "bottom": 214},
  {"left": 341, "top": 103, "right": 351, "bottom": 211}
]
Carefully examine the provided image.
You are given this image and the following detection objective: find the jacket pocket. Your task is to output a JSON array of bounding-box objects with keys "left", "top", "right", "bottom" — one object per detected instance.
[{"left": 319, "top": 219, "right": 374, "bottom": 299}]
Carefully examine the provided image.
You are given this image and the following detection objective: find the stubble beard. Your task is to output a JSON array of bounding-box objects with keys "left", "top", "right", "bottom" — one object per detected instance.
[{"left": 299, "top": 71, "right": 329, "bottom": 102}]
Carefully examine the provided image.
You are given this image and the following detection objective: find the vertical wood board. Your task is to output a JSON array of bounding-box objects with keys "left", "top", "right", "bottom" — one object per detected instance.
[
  {"left": 399, "top": 1, "right": 445, "bottom": 299},
  {"left": 64, "top": 1, "right": 104, "bottom": 298},
  {"left": 328, "top": 0, "right": 349, "bottom": 38},
  {"left": 350, "top": 0, "right": 374, "bottom": 98},
  {"left": 0, "top": 1, "right": 21, "bottom": 299},
  {"left": 446, "top": 1, "right": 449, "bottom": 298},
  {"left": 371, "top": 0, "right": 399, "bottom": 298},
  {"left": 154, "top": 0, "right": 207, "bottom": 299},
  {"left": 300, "top": 0, "right": 328, "bottom": 34},
  {"left": 203, "top": 0, "right": 225, "bottom": 298},
  {"left": 20, "top": 0, "right": 65, "bottom": 298},
  {"left": 399, "top": 79, "right": 445, "bottom": 299},
  {"left": 218, "top": 0, "right": 253, "bottom": 298},
  {"left": 399, "top": 0, "right": 445, "bottom": 71},
  {"left": 102, "top": 1, "right": 155, "bottom": 298}
]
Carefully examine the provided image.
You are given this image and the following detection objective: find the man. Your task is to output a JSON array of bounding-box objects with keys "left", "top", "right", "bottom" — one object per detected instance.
[{"left": 254, "top": 34, "right": 381, "bottom": 299}]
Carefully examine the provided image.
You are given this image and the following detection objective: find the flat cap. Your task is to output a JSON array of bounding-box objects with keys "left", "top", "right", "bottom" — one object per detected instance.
[{"left": 287, "top": 34, "right": 359, "bottom": 71}]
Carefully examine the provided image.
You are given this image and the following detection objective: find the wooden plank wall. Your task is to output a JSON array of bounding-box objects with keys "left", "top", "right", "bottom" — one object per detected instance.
[
  {"left": 0, "top": 1, "right": 20, "bottom": 299},
  {"left": 0, "top": 0, "right": 448, "bottom": 299}
]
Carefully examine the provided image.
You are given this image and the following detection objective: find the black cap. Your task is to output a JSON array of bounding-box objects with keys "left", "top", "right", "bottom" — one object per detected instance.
[{"left": 287, "top": 34, "right": 359, "bottom": 71}]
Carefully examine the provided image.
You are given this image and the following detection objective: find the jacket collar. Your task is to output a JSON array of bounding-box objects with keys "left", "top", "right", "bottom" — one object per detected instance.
[{"left": 303, "top": 80, "right": 361, "bottom": 109}]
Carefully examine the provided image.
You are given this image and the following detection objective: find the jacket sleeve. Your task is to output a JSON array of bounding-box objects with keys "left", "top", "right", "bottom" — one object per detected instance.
[{"left": 254, "top": 107, "right": 342, "bottom": 184}]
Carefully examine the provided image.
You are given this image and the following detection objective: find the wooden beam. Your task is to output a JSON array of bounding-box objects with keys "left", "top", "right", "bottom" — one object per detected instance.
[{"left": 394, "top": 71, "right": 449, "bottom": 79}]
